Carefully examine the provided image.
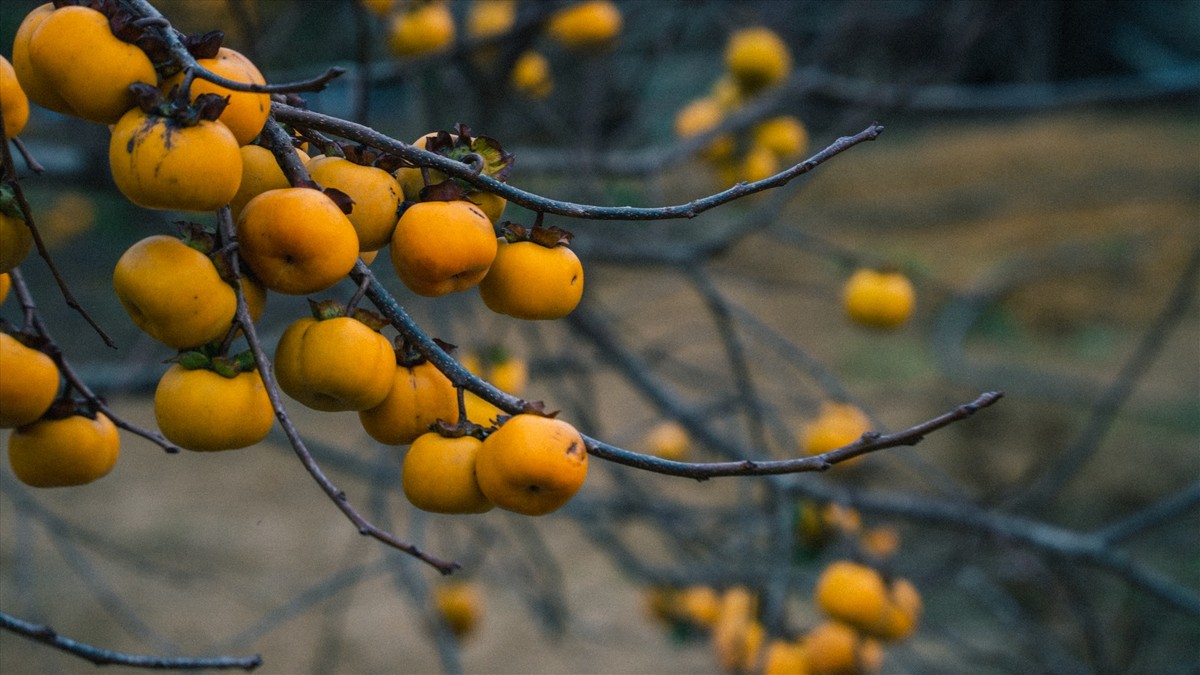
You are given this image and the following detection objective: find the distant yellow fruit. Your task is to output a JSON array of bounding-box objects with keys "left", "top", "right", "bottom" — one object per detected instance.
[
  {"left": 511, "top": 50, "right": 553, "bottom": 99},
  {"left": 389, "top": 2, "right": 455, "bottom": 57},
  {"left": 725, "top": 26, "right": 792, "bottom": 94},
  {"left": 762, "top": 639, "right": 811, "bottom": 675},
  {"left": 547, "top": 0, "right": 623, "bottom": 51},
  {"left": 802, "top": 402, "right": 871, "bottom": 457},
  {"left": 741, "top": 144, "right": 779, "bottom": 183},
  {"left": 433, "top": 581, "right": 484, "bottom": 638},
  {"left": 843, "top": 268, "right": 915, "bottom": 329},
  {"left": 643, "top": 420, "right": 689, "bottom": 461},
  {"left": 674, "top": 97, "right": 734, "bottom": 161},
  {"left": 754, "top": 115, "right": 809, "bottom": 159},
  {"left": 467, "top": 0, "right": 516, "bottom": 38}
]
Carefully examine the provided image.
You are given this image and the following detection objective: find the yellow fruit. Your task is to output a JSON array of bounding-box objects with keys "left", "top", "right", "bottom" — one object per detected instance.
[
  {"left": 725, "top": 26, "right": 792, "bottom": 95},
  {"left": 877, "top": 578, "right": 922, "bottom": 642},
  {"left": 843, "top": 268, "right": 915, "bottom": 329},
  {"left": 165, "top": 48, "right": 268, "bottom": 145},
  {"left": 712, "top": 587, "right": 763, "bottom": 673},
  {"left": 467, "top": 0, "right": 516, "bottom": 38},
  {"left": 402, "top": 433, "right": 494, "bottom": 514},
  {"left": 12, "top": 4, "right": 74, "bottom": 117},
  {"left": 306, "top": 155, "right": 402, "bottom": 250},
  {"left": 741, "top": 144, "right": 779, "bottom": 183},
  {"left": 643, "top": 420, "right": 689, "bottom": 461},
  {"left": 814, "top": 561, "right": 890, "bottom": 636},
  {"left": 229, "top": 144, "right": 310, "bottom": 219},
  {"left": 236, "top": 188, "right": 360, "bottom": 295},
  {"left": 112, "top": 235, "right": 244, "bottom": 350},
  {"left": 0, "top": 333, "right": 59, "bottom": 428},
  {"left": 274, "top": 315, "right": 395, "bottom": 412},
  {"left": 763, "top": 639, "right": 812, "bottom": 675},
  {"left": 25, "top": 6, "right": 157, "bottom": 123},
  {"left": 547, "top": 0, "right": 623, "bottom": 51},
  {"left": 478, "top": 236, "right": 584, "bottom": 320},
  {"left": 678, "top": 585, "right": 721, "bottom": 627},
  {"left": 390, "top": 200, "right": 497, "bottom": 297},
  {"left": 754, "top": 115, "right": 809, "bottom": 159},
  {"left": 674, "top": 97, "right": 734, "bottom": 161},
  {"left": 802, "top": 402, "right": 871, "bottom": 457},
  {"left": 433, "top": 581, "right": 483, "bottom": 638},
  {"left": 803, "top": 621, "right": 875, "bottom": 675},
  {"left": 474, "top": 414, "right": 587, "bottom": 515},
  {"left": 108, "top": 107, "right": 243, "bottom": 212},
  {"left": 0, "top": 212, "right": 34, "bottom": 274},
  {"left": 388, "top": 2, "right": 455, "bottom": 57},
  {"left": 0, "top": 55, "right": 30, "bottom": 138},
  {"left": 8, "top": 412, "right": 119, "bottom": 488},
  {"left": 0, "top": 273, "right": 10, "bottom": 304},
  {"left": 358, "top": 360, "right": 460, "bottom": 445},
  {"left": 511, "top": 50, "right": 553, "bottom": 99},
  {"left": 153, "top": 364, "right": 274, "bottom": 452}
]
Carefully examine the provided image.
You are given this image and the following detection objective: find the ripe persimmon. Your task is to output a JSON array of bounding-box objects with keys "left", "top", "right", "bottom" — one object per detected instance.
[
  {"left": 165, "top": 48, "right": 269, "bottom": 146},
  {"left": 274, "top": 313, "right": 395, "bottom": 412},
  {"left": 8, "top": 411, "right": 119, "bottom": 488},
  {"left": 402, "top": 433, "right": 494, "bottom": 514},
  {"left": 390, "top": 200, "right": 497, "bottom": 297},
  {"left": 0, "top": 56, "right": 30, "bottom": 139},
  {"left": 154, "top": 363, "right": 274, "bottom": 452},
  {"left": 474, "top": 414, "right": 587, "bottom": 515},
  {"left": 479, "top": 226, "right": 583, "bottom": 320},
  {"left": 843, "top": 268, "right": 915, "bottom": 329},
  {"left": 236, "top": 188, "right": 360, "bottom": 295},
  {"left": 307, "top": 155, "right": 402, "bottom": 251},
  {"left": 0, "top": 333, "right": 59, "bottom": 428},
  {"left": 359, "top": 359, "right": 459, "bottom": 445}
]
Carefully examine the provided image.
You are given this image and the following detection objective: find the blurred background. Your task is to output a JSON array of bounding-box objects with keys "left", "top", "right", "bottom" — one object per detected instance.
[{"left": 1, "top": 1, "right": 1197, "bottom": 673}]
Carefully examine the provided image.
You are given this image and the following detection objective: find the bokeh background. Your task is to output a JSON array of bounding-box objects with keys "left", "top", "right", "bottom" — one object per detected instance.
[{"left": 1, "top": 1, "right": 1198, "bottom": 673}]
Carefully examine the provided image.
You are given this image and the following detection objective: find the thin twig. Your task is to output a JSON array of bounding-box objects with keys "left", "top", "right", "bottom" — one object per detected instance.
[
  {"left": 0, "top": 611, "right": 261, "bottom": 671},
  {"left": 270, "top": 102, "right": 883, "bottom": 221}
]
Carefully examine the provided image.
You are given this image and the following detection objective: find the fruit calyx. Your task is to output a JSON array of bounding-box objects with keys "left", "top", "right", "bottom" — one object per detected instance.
[
  {"left": 175, "top": 344, "right": 257, "bottom": 379},
  {"left": 130, "top": 81, "right": 229, "bottom": 125},
  {"left": 499, "top": 222, "right": 574, "bottom": 248}
]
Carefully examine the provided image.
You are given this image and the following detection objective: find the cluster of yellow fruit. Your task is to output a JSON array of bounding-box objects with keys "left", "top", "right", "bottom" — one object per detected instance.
[
  {"left": 674, "top": 26, "right": 807, "bottom": 185},
  {"left": 645, "top": 560, "right": 921, "bottom": 674},
  {"left": 4, "top": 4, "right": 591, "bottom": 516},
  {"left": 371, "top": 0, "right": 622, "bottom": 100}
]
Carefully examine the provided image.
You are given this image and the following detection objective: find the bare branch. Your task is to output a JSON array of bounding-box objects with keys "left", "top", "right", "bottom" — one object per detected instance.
[{"left": 0, "top": 611, "right": 261, "bottom": 671}]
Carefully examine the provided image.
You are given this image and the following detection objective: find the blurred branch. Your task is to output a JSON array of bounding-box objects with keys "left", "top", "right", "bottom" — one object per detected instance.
[
  {"left": 1006, "top": 244, "right": 1200, "bottom": 511},
  {"left": 1095, "top": 481, "right": 1200, "bottom": 545},
  {"left": 0, "top": 612, "right": 261, "bottom": 671}
]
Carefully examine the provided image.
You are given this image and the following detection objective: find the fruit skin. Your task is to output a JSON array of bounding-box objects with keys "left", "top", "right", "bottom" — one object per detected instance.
[
  {"left": 306, "top": 155, "right": 402, "bottom": 251},
  {"left": 12, "top": 4, "right": 74, "bottom": 117},
  {"left": 229, "top": 144, "right": 310, "bottom": 219},
  {"left": 164, "top": 48, "right": 269, "bottom": 146},
  {"left": 0, "top": 211, "right": 34, "bottom": 274},
  {"left": 8, "top": 412, "right": 120, "bottom": 488},
  {"left": 388, "top": 2, "right": 455, "bottom": 57},
  {"left": 0, "top": 333, "right": 59, "bottom": 428},
  {"left": 153, "top": 364, "right": 274, "bottom": 452},
  {"left": 547, "top": 0, "right": 623, "bottom": 51},
  {"left": 725, "top": 26, "right": 792, "bottom": 95},
  {"left": 401, "top": 433, "right": 494, "bottom": 514},
  {"left": 112, "top": 235, "right": 249, "bottom": 350},
  {"left": 814, "top": 561, "right": 890, "bottom": 636},
  {"left": 236, "top": 188, "right": 360, "bottom": 295},
  {"left": 474, "top": 414, "right": 587, "bottom": 516},
  {"left": 0, "top": 56, "right": 30, "bottom": 139},
  {"left": 479, "top": 238, "right": 584, "bottom": 320},
  {"left": 467, "top": 0, "right": 516, "bottom": 38},
  {"left": 712, "top": 586, "right": 763, "bottom": 673},
  {"left": 273, "top": 316, "right": 395, "bottom": 412},
  {"left": 763, "top": 639, "right": 811, "bottom": 675},
  {"left": 109, "top": 108, "right": 243, "bottom": 212},
  {"left": 740, "top": 143, "right": 780, "bottom": 183},
  {"left": 359, "top": 360, "right": 460, "bottom": 445},
  {"left": 843, "top": 268, "right": 915, "bottom": 329},
  {"left": 433, "top": 581, "right": 483, "bottom": 638},
  {"left": 390, "top": 200, "right": 497, "bottom": 297},
  {"left": 0, "top": 273, "right": 10, "bottom": 304},
  {"left": 25, "top": 6, "right": 157, "bottom": 124}
]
